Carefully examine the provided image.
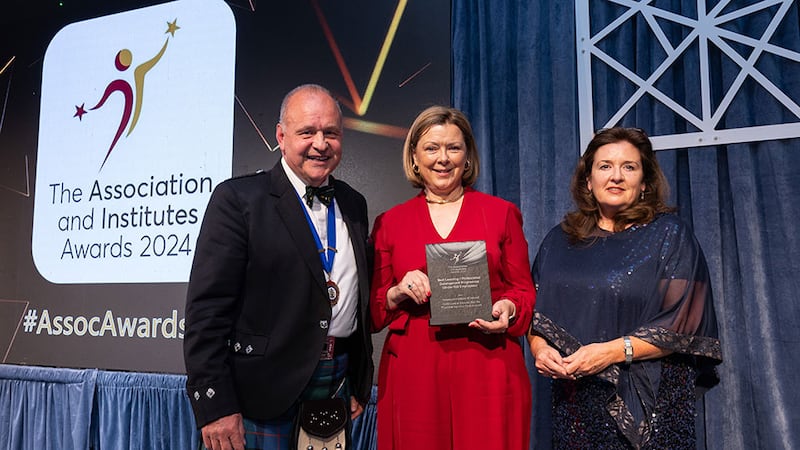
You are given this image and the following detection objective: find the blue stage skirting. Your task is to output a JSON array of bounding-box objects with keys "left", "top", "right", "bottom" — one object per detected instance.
[{"left": 0, "top": 364, "right": 377, "bottom": 450}]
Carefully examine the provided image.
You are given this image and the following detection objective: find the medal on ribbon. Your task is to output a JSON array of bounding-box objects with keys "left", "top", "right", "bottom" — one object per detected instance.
[
  {"left": 326, "top": 280, "right": 340, "bottom": 305},
  {"left": 298, "top": 189, "right": 339, "bottom": 307}
]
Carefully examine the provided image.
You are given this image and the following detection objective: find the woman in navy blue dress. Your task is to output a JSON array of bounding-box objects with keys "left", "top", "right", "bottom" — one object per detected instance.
[{"left": 528, "top": 127, "right": 722, "bottom": 449}]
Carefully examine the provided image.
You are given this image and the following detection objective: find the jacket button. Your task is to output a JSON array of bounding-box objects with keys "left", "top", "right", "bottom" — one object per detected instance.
[{"left": 319, "top": 320, "right": 328, "bottom": 329}]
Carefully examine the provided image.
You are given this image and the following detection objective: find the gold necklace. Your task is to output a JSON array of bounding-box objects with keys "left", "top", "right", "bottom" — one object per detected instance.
[{"left": 425, "top": 188, "right": 464, "bottom": 204}]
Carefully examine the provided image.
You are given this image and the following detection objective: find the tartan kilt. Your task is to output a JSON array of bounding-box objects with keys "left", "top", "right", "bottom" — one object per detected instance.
[{"left": 201, "top": 353, "right": 350, "bottom": 450}]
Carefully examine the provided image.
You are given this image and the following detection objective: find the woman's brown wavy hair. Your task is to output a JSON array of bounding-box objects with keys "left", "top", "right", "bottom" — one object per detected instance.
[{"left": 562, "top": 127, "right": 675, "bottom": 242}]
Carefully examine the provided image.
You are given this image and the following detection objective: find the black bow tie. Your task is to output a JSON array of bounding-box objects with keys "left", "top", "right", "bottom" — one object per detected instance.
[{"left": 305, "top": 184, "right": 335, "bottom": 207}]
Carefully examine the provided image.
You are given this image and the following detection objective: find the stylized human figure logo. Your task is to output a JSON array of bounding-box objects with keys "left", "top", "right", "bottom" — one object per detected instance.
[
  {"left": 74, "top": 19, "right": 180, "bottom": 169},
  {"left": 450, "top": 251, "right": 464, "bottom": 265}
]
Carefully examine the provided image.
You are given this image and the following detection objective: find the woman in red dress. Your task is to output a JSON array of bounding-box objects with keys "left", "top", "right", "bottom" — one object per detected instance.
[{"left": 370, "top": 106, "right": 535, "bottom": 450}]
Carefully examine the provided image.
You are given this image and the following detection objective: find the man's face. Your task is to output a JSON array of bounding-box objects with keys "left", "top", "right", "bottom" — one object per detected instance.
[{"left": 276, "top": 89, "right": 343, "bottom": 187}]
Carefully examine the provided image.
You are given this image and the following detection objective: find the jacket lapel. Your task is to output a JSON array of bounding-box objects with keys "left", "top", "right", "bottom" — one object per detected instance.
[{"left": 270, "top": 162, "right": 327, "bottom": 292}]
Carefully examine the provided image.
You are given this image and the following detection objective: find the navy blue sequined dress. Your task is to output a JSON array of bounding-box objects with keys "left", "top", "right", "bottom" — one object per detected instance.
[{"left": 531, "top": 214, "right": 722, "bottom": 450}]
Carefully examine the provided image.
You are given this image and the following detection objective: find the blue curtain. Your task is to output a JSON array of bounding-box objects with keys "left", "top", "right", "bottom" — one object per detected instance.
[
  {"left": 0, "top": 365, "right": 377, "bottom": 450},
  {"left": 351, "top": 386, "right": 378, "bottom": 450},
  {"left": 453, "top": 1, "right": 800, "bottom": 449},
  {"left": 0, "top": 364, "right": 96, "bottom": 450},
  {"left": 91, "top": 370, "right": 199, "bottom": 450}
]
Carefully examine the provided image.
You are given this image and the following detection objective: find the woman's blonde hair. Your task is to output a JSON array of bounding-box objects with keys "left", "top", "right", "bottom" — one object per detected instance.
[{"left": 401, "top": 106, "right": 479, "bottom": 188}]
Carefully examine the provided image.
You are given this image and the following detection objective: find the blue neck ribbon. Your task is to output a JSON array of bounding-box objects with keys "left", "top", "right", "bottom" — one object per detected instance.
[{"left": 297, "top": 193, "right": 336, "bottom": 275}]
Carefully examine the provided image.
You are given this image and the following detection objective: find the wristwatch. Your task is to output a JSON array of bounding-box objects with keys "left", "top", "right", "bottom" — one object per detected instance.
[{"left": 623, "top": 336, "right": 634, "bottom": 364}]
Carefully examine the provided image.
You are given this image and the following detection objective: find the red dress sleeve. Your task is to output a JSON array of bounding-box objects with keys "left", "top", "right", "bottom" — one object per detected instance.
[
  {"left": 494, "top": 202, "right": 536, "bottom": 336},
  {"left": 369, "top": 212, "right": 406, "bottom": 332}
]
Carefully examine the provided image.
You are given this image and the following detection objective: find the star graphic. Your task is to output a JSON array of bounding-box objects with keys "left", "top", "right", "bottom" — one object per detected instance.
[
  {"left": 73, "top": 103, "right": 87, "bottom": 120},
  {"left": 166, "top": 19, "right": 180, "bottom": 37}
]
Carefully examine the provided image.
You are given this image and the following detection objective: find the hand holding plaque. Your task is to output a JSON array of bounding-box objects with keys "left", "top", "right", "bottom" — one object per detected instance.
[{"left": 425, "top": 240, "right": 493, "bottom": 325}]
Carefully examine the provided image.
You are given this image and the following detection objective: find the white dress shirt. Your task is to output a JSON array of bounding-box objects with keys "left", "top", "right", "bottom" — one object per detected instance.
[{"left": 281, "top": 158, "right": 358, "bottom": 337}]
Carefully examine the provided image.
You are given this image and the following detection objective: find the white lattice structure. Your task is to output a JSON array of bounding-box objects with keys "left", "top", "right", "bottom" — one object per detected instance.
[{"left": 576, "top": 0, "right": 800, "bottom": 152}]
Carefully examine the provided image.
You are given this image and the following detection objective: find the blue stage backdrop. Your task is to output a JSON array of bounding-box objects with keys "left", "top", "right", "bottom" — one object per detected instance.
[{"left": 453, "top": 1, "right": 800, "bottom": 449}]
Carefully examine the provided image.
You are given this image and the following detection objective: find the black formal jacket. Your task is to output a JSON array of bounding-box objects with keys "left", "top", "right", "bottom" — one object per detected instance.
[{"left": 183, "top": 161, "right": 374, "bottom": 428}]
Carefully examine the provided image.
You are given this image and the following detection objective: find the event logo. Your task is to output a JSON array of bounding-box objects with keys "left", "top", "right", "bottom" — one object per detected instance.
[
  {"left": 32, "top": 0, "right": 236, "bottom": 284},
  {"left": 73, "top": 19, "right": 180, "bottom": 170}
]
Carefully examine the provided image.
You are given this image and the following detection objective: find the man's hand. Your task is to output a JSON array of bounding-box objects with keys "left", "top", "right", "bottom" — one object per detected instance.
[
  {"left": 350, "top": 395, "right": 364, "bottom": 420},
  {"left": 201, "top": 413, "right": 245, "bottom": 450}
]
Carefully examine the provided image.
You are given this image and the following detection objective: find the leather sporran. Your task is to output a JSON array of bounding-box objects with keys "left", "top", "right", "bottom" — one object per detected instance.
[{"left": 292, "top": 397, "right": 350, "bottom": 450}]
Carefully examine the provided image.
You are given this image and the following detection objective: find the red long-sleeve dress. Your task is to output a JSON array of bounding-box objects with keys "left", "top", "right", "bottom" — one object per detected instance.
[{"left": 370, "top": 188, "right": 535, "bottom": 450}]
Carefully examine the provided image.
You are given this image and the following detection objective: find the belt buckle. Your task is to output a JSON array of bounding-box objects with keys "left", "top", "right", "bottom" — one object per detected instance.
[{"left": 320, "top": 336, "right": 335, "bottom": 360}]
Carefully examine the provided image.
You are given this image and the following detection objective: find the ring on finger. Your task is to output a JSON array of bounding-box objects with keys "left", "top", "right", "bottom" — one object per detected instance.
[{"left": 407, "top": 283, "right": 413, "bottom": 290}]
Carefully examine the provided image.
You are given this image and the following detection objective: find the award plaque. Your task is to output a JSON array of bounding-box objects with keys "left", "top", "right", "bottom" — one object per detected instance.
[{"left": 425, "top": 240, "right": 493, "bottom": 325}]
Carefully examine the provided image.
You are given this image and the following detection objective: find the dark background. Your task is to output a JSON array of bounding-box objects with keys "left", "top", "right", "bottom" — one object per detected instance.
[{"left": 0, "top": 0, "right": 450, "bottom": 373}]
